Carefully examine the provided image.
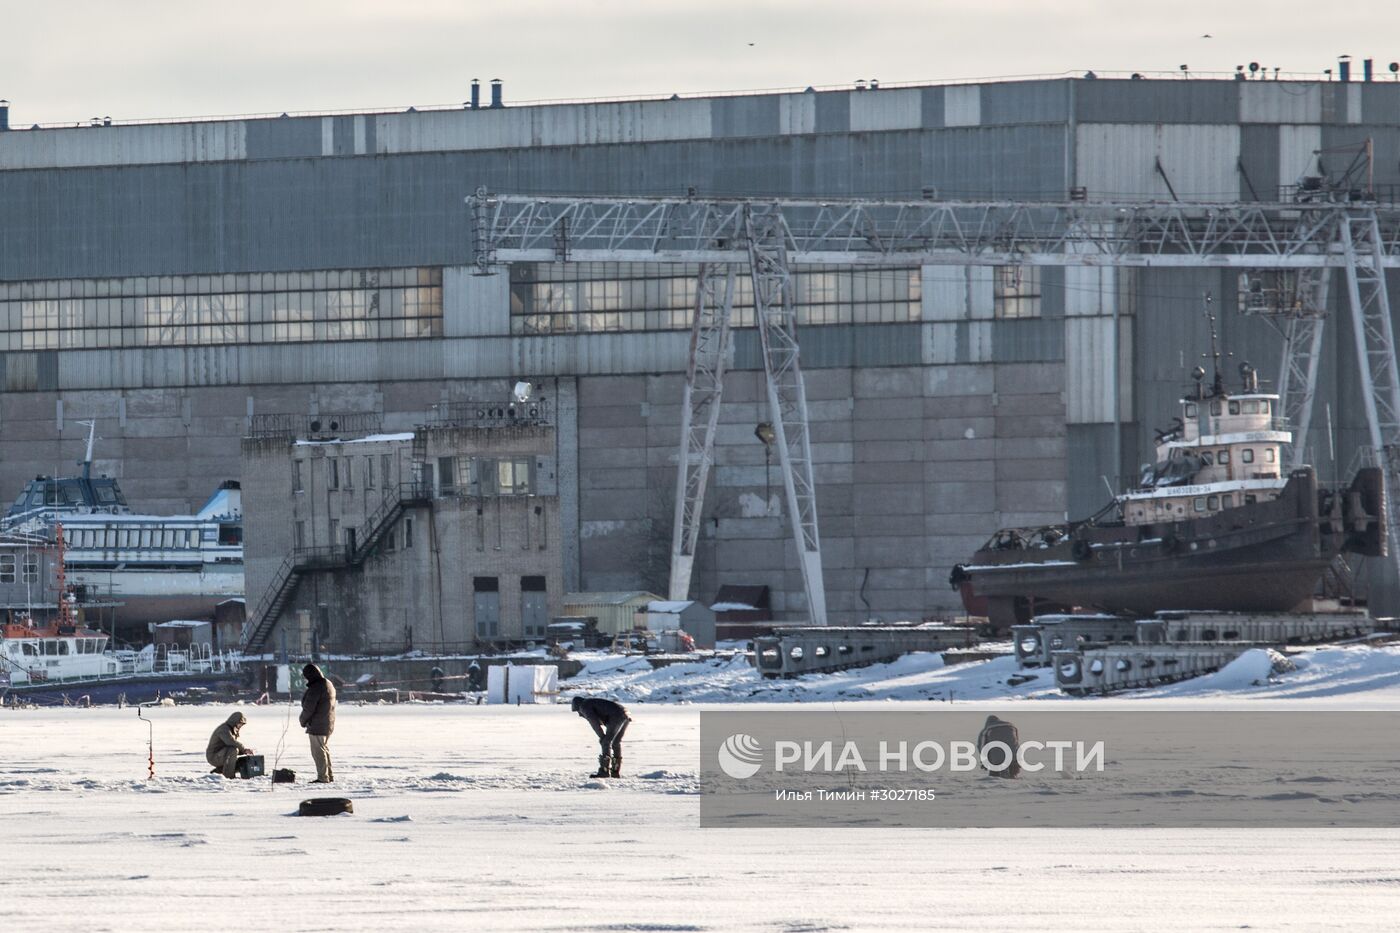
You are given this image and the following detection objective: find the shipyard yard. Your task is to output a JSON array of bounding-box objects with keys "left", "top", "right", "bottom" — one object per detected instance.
[
  {"left": 4, "top": 643, "right": 1400, "bottom": 932},
  {"left": 8, "top": 1, "right": 1400, "bottom": 929}
]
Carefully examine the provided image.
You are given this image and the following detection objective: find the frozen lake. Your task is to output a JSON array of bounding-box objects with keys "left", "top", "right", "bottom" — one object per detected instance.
[{"left": 5, "top": 701, "right": 1400, "bottom": 932}]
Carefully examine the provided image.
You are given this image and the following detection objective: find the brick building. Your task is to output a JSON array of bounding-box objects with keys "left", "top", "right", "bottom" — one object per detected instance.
[{"left": 240, "top": 398, "right": 562, "bottom": 653}]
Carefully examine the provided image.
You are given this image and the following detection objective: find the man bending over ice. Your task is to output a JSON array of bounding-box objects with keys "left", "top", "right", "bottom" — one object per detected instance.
[{"left": 571, "top": 695, "right": 631, "bottom": 778}]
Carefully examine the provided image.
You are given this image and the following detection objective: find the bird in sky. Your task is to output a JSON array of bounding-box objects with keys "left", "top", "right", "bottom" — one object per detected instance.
[{"left": 1201, "top": 33, "right": 1213, "bottom": 38}]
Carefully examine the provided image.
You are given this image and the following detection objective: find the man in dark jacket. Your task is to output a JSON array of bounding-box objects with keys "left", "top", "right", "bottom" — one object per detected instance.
[
  {"left": 976, "top": 714, "right": 1021, "bottom": 779},
  {"left": 206, "top": 711, "right": 253, "bottom": 778},
  {"left": 572, "top": 695, "right": 630, "bottom": 778},
  {"left": 299, "top": 663, "right": 337, "bottom": 783}
]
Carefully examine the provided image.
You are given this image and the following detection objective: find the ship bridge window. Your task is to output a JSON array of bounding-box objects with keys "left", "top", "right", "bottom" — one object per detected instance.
[
  {"left": 0, "top": 554, "right": 14, "bottom": 583},
  {"left": 1242, "top": 449, "right": 1255, "bottom": 464},
  {"left": 22, "top": 553, "right": 39, "bottom": 583},
  {"left": 219, "top": 525, "right": 242, "bottom": 546},
  {"left": 1217, "top": 450, "right": 1230, "bottom": 464},
  {"left": 1265, "top": 448, "right": 1276, "bottom": 463},
  {"left": 21, "top": 642, "right": 36, "bottom": 656},
  {"left": 1200, "top": 452, "right": 1214, "bottom": 466},
  {"left": 187, "top": 529, "right": 200, "bottom": 547},
  {"left": 1245, "top": 494, "right": 1257, "bottom": 505},
  {"left": 1185, "top": 403, "right": 1198, "bottom": 418},
  {"left": 1262, "top": 400, "right": 1271, "bottom": 414},
  {"left": 1228, "top": 401, "right": 1240, "bottom": 415},
  {"left": 1242, "top": 400, "right": 1260, "bottom": 414},
  {"left": 1193, "top": 497, "right": 1208, "bottom": 512},
  {"left": 1210, "top": 402, "right": 1222, "bottom": 416},
  {"left": 94, "top": 484, "right": 119, "bottom": 505},
  {"left": 1207, "top": 495, "right": 1219, "bottom": 509}
]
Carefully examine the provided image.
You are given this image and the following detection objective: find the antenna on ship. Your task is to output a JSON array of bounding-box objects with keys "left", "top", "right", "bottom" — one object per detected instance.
[
  {"left": 75, "top": 420, "right": 96, "bottom": 481},
  {"left": 1201, "top": 292, "right": 1227, "bottom": 397}
]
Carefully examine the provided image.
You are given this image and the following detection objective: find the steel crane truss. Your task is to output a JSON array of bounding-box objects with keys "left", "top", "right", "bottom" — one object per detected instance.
[
  {"left": 470, "top": 192, "right": 1400, "bottom": 622},
  {"left": 473, "top": 195, "right": 1400, "bottom": 271}
]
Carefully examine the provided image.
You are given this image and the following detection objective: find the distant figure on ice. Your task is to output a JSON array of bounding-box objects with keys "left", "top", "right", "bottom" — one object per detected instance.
[
  {"left": 572, "top": 695, "right": 630, "bottom": 778},
  {"left": 206, "top": 711, "right": 254, "bottom": 778},
  {"left": 976, "top": 715, "right": 1021, "bottom": 779},
  {"left": 299, "top": 663, "right": 337, "bottom": 783},
  {"left": 466, "top": 660, "right": 484, "bottom": 692}
]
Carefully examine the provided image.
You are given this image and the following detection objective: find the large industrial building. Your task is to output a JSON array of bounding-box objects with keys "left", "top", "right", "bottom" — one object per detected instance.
[{"left": 1, "top": 73, "right": 1398, "bottom": 629}]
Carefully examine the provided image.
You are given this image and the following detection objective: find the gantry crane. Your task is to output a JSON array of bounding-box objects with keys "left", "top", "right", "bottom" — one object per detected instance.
[{"left": 470, "top": 190, "right": 1400, "bottom": 621}]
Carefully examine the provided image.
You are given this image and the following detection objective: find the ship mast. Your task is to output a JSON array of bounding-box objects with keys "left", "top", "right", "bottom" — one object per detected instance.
[
  {"left": 55, "top": 522, "right": 73, "bottom": 629},
  {"left": 1202, "top": 292, "right": 1227, "bottom": 398},
  {"left": 76, "top": 420, "right": 96, "bottom": 482}
]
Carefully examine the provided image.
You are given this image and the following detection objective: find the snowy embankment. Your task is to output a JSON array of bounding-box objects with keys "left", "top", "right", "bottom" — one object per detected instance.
[{"left": 566, "top": 641, "right": 1400, "bottom": 704}]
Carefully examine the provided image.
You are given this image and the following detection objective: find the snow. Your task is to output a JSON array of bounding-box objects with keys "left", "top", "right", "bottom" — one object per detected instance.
[
  {"left": 7, "top": 645, "right": 1400, "bottom": 931},
  {"left": 294, "top": 433, "right": 415, "bottom": 446},
  {"left": 568, "top": 642, "right": 1400, "bottom": 705},
  {"left": 646, "top": 599, "right": 694, "bottom": 613}
]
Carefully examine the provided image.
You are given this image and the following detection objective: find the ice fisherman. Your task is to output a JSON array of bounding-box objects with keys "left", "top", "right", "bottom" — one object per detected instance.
[
  {"left": 206, "top": 711, "right": 254, "bottom": 778},
  {"left": 571, "top": 695, "right": 631, "bottom": 778},
  {"left": 299, "top": 663, "right": 337, "bottom": 783},
  {"left": 976, "top": 714, "right": 1021, "bottom": 779}
]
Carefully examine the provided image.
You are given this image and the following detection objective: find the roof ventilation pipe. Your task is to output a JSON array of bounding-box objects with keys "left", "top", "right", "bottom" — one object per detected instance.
[
  {"left": 490, "top": 79, "right": 503, "bottom": 109},
  {"left": 0, "top": 100, "right": 9, "bottom": 131},
  {"left": 470, "top": 79, "right": 480, "bottom": 110}
]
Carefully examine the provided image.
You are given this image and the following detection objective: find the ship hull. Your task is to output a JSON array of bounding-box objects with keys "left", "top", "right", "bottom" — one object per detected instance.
[
  {"left": 952, "top": 467, "right": 1383, "bottom": 632},
  {"left": 4, "top": 672, "right": 244, "bottom": 706}
]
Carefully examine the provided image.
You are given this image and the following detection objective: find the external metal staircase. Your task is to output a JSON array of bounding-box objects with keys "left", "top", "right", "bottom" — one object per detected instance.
[{"left": 241, "top": 481, "right": 432, "bottom": 652}]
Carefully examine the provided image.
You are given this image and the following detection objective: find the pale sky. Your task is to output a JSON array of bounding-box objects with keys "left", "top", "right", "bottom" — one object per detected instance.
[{"left": 5, "top": 0, "right": 1400, "bottom": 125}]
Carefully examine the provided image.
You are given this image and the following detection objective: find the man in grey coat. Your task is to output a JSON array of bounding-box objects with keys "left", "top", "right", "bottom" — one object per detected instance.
[
  {"left": 299, "top": 663, "right": 337, "bottom": 783},
  {"left": 206, "top": 711, "right": 253, "bottom": 778}
]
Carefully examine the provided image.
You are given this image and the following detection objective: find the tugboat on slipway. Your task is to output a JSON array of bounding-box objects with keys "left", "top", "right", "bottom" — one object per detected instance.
[{"left": 951, "top": 334, "right": 1386, "bottom": 634}]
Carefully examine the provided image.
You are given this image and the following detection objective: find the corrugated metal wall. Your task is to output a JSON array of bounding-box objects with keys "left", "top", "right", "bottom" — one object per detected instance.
[{"left": 1076, "top": 123, "right": 1241, "bottom": 200}]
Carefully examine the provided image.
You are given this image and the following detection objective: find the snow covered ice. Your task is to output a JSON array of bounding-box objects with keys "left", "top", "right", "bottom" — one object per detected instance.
[{"left": 6, "top": 644, "right": 1400, "bottom": 931}]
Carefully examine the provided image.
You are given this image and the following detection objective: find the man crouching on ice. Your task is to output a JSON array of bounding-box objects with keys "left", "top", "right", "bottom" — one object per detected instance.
[
  {"left": 206, "top": 711, "right": 254, "bottom": 778},
  {"left": 572, "top": 695, "right": 630, "bottom": 778}
]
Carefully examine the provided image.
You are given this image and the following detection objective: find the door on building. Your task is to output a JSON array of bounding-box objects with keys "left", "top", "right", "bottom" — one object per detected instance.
[
  {"left": 521, "top": 576, "right": 547, "bottom": 640},
  {"left": 474, "top": 577, "right": 500, "bottom": 640}
]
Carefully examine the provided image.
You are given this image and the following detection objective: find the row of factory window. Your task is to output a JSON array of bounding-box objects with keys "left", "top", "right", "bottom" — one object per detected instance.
[
  {"left": 296, "top": 453, "right": 400, "bottom": 493},
  {"left": 0, "top": 553, "right": 42, "bottom": 584},
  {"left": 62, "top": 527, "right": 205, "bottom": 550},
  {"left": 509, "top": 262, "right": 927, "bottom": 333},
  {"left": 0, "top": 267, "right": 443, "bottom": 350},
  {"left": 295, "top": 454, "right": 533, "bottom": 497},
  {"left": 437, "top": 456, "right": 532, "bottom": 497}
]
